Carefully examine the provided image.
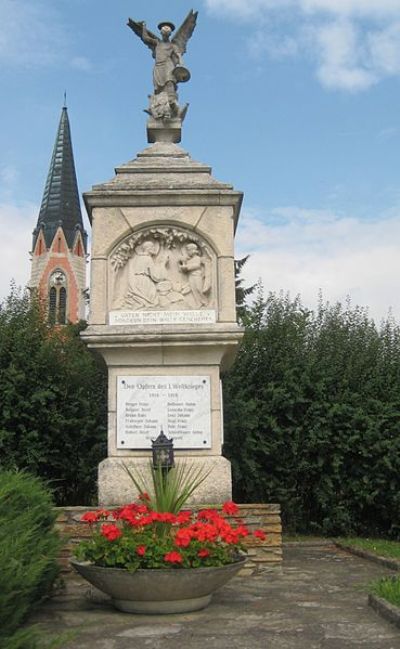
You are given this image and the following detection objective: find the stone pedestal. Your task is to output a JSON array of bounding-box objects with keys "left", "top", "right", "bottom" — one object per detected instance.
[
  {"left": 147, "top": 116, "right": 183, "bottom": 143},
  {"left": 82, "top": 139, "right": 243, "bottom": 505},
  {"left": 98, "top": 456, "right": 233, "bottom": 507}
]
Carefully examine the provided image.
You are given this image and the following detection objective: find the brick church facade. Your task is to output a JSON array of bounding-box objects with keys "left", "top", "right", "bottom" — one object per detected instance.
[{"left": 29, "top": 104, "right": 88, "bottom": 324}]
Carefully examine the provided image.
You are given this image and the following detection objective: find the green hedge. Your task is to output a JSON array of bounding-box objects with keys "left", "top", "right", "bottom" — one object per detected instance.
[
  {"left": 0, "top": 470, "right": 61, "bottom": 649},
  {"left": 0, "top": 287, "right": 107, "bottom": 505},
  {"left": 223, "top": 291, "right": 400, "bottom": 538}
]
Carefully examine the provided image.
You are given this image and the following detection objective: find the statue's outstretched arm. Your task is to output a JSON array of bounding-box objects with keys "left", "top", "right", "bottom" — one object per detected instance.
[{"left": 127, "top": 19, "right": 158, "bottom": 50}]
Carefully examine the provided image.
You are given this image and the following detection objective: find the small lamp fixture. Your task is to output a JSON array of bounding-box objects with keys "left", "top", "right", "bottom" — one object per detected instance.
[{"left": 152, "top": 429, "right": 174, "bottom": 470}]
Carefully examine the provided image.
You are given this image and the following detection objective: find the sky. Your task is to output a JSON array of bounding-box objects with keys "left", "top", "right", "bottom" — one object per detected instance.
[{"left": 1, "top": 0, "right": 400, "bottom": 323}]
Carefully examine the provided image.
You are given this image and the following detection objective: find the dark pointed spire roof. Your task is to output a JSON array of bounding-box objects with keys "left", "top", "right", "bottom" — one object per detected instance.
[{"left": 32, "top": 105, "right": 87, "bottom": 251}]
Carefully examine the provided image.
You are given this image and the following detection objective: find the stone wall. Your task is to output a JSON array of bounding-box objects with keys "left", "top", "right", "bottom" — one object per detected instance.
[{"left": 56, "top": 503, "right": 282, "bottom": 577}]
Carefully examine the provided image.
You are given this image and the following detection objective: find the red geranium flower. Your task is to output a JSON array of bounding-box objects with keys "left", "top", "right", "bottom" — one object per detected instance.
[
  {"left": 97, "top": 509, "right": 110, "bottom": 518},
  {"left": 138, "top": 513, "right": 157, "bottom": 526},
  {"left": 198, "top": 508, "right": 220, "bottom": 521},
  {"left": 175, "top": 528, "right": 193, "bottom": 548},
  {"left": 164, "top": 551, "right": 183, "bottom": 564},
  {"left": 254, "top": 529, "right": 266, "bottom": 540},
  {"left": 221, "top": 529, "right": 240, "bottom": 544},
  {"left": 176, "top": 511, "right": 192, "bottom": 524},
  {"left": 81, "top": 509, "right": 111, "bottom": 523},
  {"left": 191, "top": 522, "right": 218, "bottom": 543},
  {"left": 198, "top": 548, "right": 210, "bottom": 558},
  {"left": 81, "top": 511, "right": 99, "bottom": 524},
  {"left": 154, "top": 512, "right": 177, "bottom": 524},
  {"left": 222, "top": 501, "right": 239, "bottom": 516},
  {"left": 101, "top": 523, "right": 122, "bottom": 542},
  {"left": 136, "top": 545, "right": 147, "bottom": 556}
]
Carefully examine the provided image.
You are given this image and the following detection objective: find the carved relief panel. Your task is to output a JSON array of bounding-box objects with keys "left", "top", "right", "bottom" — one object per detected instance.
[{"left": 109, "top": 226, "right": 217, "bottom": 315}]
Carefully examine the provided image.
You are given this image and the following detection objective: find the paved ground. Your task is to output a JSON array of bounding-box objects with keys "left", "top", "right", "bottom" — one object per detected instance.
[{"left": 32, "top": 545, "right": 400, "bottom": 648}]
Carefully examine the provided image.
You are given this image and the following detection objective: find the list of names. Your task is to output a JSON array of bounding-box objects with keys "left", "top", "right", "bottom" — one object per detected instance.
[{"left": 117, "top": 376, "right": 211, "bottom": 449}]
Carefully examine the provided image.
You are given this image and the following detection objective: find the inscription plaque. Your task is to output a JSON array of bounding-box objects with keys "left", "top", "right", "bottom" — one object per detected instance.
[
  {"left": 117, "top": 376, "right": 211, "bottom": 449},
  {"left": 109, "top": 310, "right": 216, "bottom": 325}
]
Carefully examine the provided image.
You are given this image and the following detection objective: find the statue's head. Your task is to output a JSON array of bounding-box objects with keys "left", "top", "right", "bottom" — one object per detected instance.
[
  {"left": 186, "top": 243, "right": 199, "bottom": 257},
  {"left": 142, "top": 241, "right": 156, "bottom": 255},
  {"left": 158, "top": 21, "right": 175, "bottom": 41}
]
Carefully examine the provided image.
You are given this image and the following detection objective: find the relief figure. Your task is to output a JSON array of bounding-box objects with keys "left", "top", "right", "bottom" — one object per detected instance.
[
  {"left": 179, "top": 243, "right": 211, "bottom": 308},
  {"left": 111, "top": 228, "right": 215, "bottom": 312},
  {"left": 125, "top": 241, "right": 166, "bottom": 309}
]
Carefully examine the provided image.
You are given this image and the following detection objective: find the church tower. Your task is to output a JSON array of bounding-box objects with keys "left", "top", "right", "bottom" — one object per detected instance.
[{"left": 29, "top": 103, "right": 88, "bottom": 324}]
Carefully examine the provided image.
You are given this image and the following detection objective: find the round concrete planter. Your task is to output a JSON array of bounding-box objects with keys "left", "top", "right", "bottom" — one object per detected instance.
[{"left": 71, "top": 557, "right": 246, "bottom": 614}]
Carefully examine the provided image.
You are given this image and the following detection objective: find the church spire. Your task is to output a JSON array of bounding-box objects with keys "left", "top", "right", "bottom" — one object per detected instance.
[
  {"left": 29, "top": 103, "right": 88, "bottom": 324},
  {"left": 33, "top": 104, "right": 87, "bottom": 252}
]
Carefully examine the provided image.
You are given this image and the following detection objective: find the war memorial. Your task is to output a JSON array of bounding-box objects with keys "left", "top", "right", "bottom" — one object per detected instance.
[{"left": 81, "top": 10, "right": 245, "bottom": 506}]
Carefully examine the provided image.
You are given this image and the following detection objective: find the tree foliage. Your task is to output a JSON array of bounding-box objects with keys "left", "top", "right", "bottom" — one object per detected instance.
[
  {"left": 234, "top": 255, "right": 256, "bottom": 323},
  {"left": 0, "top": 470, "right": 62, "bottom": 649},
  {"left": 223, "top": 288, "right": 400, "bottom": 537},
  {"left": 0, "top": 286, "right": 107, "bottom": 505}
]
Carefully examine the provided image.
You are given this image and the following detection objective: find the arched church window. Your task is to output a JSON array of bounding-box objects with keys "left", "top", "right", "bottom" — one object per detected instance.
[
  {"left": 49, "top": 287, "right": 57, "bottom": 324},
  {"left": 59, "top": 287, "right": 67, "bottom": 324},
  {"left": 48, "top": 271, "right": 68, "bottom": 324}
]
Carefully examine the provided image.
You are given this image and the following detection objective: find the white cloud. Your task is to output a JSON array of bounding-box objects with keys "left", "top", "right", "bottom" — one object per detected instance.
[
  {"left": 0, "top": 203, "right": 36, "bottom": 299},
  {"left": 206, "top": 0, "right": 400, "bottom": 18},
  {"left": 205, "top": 0, "right": 291, "bottom": 19},
  {"left": 0, "top": 0, "right": 66, "bottom": 66},
  {"left": 204, "top": 0, "right": 400, "bottom": 91},
  {"left": 70, "top": 56, "right": 93, "bottom": 72},
  {"left": 0, "top": 165, "right": 18, "bottom": 200},
  {"left": 0, "top": 0, "right": 91, "bottom": 70},
  {"left": 236, "top": 205, "right": 400, "bottom": 323},
  {"left": 249, "top": 30, "right": 299, "bottom": 59},
  {"left": 377, "top": 126, "right": 399, "bottom": 141},
  {"left": 310, "top": 19, "right": 377, "bottom": 91},
  {"left": 301, "top": 0, "right": 400, "bottom": 17},
  {"left": 367, "top": 22, "right": 400, "bottom": 75}
]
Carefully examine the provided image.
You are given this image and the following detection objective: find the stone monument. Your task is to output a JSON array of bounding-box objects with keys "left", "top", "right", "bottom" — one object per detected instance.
[{"left": 82, "top": 11, "right": 244, "bottom": 505}]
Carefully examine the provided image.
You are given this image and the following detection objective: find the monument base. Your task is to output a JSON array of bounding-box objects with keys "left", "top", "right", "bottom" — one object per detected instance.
[
  {"left": 147, "top": 117, "right": 182, "bottom": 143},
  {"left": 98, "top": 456, "right": 232, "bottom": 506}
]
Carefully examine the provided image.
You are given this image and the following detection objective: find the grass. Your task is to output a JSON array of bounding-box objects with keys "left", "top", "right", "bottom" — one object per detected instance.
[
  {"left": 337, "top": 537, "right": 400, "bottom": 560},
  {"left": 370, "top": 576, "right": 400, "bottom": 607}
]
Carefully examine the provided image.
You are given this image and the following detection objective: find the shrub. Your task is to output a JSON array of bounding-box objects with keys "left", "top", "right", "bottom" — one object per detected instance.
[
  {"left": 0, "top": 286, "right": 107, "bottom": 505},
  {"left": 0, "top": 471, "right": 61, "bottom": 648},
  {"left": 223, "top": 289, "right": 400, "bottom": 538}
]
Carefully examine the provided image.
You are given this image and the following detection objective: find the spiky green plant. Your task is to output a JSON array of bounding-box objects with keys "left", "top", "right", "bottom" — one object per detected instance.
[
  {"left": 370, "top": 575, "right": 400, "bottom": 607},
  {"left": 123, "top": 461, "right": 212, "bottom": 513}
]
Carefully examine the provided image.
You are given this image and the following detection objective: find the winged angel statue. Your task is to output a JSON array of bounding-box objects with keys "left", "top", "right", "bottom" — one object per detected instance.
[{"left": 127, "top": 10, "right": 198, "bottom": 120}]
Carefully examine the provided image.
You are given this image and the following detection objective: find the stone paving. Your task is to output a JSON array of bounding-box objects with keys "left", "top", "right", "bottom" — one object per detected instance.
[{"left": 32, "top": 544, "right": 400, "bottom": 648}]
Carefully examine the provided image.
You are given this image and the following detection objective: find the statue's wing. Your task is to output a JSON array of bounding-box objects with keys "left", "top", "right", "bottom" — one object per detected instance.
[
  {"left": 172, "top": 9, "right": 198, "bottom": 55},
  {"left": 127, "top": 19, "right": 158, "bottom": 50}
]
